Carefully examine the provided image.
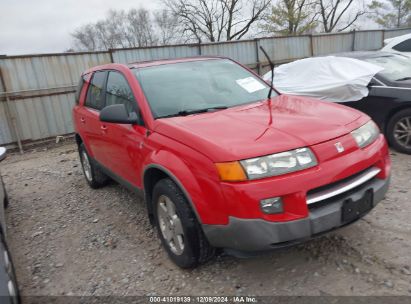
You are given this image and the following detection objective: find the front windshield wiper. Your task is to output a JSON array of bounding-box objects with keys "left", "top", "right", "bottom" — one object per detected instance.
[
  {"left": 396, "top": 77, "right": 411, "bottom": 81},
  {"left": 159, "top": 106, "right": 228, "bottom": 118}
]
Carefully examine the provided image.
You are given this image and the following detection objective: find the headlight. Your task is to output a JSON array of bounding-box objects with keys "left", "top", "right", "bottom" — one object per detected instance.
[
  {"left": 240, "top": 148, "right": 317, "bottom": 180},
  {"left": 351, "top": 121, "right": 379, "bottom": 148}
]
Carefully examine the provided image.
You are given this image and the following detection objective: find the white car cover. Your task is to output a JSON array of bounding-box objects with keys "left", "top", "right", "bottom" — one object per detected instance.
[{"left": 263, "top": 56, "right": 384, "bottom": 103}]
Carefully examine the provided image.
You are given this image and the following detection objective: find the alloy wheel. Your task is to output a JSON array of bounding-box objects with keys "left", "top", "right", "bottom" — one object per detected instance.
[
  {"left": 81, "top": 151, "right": 92, "bottom": 182},
  {"left": 394, "top": 116, "right": 411, "bottom": 149},
  {"left": 157, "top": 195, "right": 185, "bottom": 255}
]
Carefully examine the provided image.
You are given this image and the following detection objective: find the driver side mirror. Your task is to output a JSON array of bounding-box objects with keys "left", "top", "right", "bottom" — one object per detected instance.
[
  {"left": 0, "top": 147, "right": 6, "bottom": 162},
  {"left": 99, "top": 104, "right": 140, "bottom": 125}
]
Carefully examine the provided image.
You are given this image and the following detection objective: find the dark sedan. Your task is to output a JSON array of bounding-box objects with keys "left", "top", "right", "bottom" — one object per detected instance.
[
  {"left": 0, "top": 147, "right": 19, "bottom": 304},
  {"left": 336, "top": 51, "right": 411, "bottom": 154}
]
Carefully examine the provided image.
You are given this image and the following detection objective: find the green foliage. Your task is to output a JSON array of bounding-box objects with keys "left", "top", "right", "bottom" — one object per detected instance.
[
  {"left": 368, "top": 0, "right": 411, "bottom": 28},
  {"left": 262, "top": 0, "right": 318, "bottom": 35}
]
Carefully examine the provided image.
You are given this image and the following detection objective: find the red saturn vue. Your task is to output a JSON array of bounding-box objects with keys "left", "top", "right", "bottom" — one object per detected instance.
[{"left": 72, "top": 56, "right": 391, "bottom": 268}]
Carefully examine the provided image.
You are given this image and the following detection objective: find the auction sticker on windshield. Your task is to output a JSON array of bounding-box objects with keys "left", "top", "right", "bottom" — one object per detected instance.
[{"left": 236, "top": 77, "right": 265, "bottom": 93}]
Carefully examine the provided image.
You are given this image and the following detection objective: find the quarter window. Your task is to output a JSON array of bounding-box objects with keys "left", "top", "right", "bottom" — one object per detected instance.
[
  {"left": 74, "top": 76, "right": 85, "bottom": 105},
  {"left": 393, "top": 39, "right": 411, "bottom": 52},
  {"left": 85, "top": 71, "right": 107, "bottom": 110},
  {"left": 106, "top": 71, "right": 137, "bottom": 114}
]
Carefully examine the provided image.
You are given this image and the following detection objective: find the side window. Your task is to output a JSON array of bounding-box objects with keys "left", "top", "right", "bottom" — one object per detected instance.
[
  {"left": 393, "top": 39, "right": 411, "bottom": 52},
  {"left": 74, "top": 76, "right": 85, "bottom": 105},
  {"left": 106, "top": 71, "right": 137, "bottom": 114},
  {"left": 85, "top": 71, "right": 107, "bottom": 110}
]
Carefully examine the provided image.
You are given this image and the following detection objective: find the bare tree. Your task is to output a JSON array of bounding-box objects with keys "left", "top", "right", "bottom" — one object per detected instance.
[
  {"left": 316, "top": 0, "right": 366, "bottom": 32},
  {"left": 368, "top": 0, "right": 411, "bottom": 28},
  {"left": 72, "top": 24, "right": 99, "bottom": 51},
  {"left": 163, "top": 0, "right": 271, "bottom": 43},
  {"left": 262, "top": 0, "right": 318, "bottom": 35},
  {"left": 154, "top": 9, "right": 180, "bottom": 45},
  {"left": 71, "top": 8, "right": 163, "bottom": 51},
  {"left": 127, "top": 8, "right": 159, "bottom": 47}
]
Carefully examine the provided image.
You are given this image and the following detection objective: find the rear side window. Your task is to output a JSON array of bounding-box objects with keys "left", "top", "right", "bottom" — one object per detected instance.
[
  {"left": 105, "top": 71, "right": 137, "bottom": 114},
  {"left": 74, "top": 75, "right": 85, "bottom": 105},
  {"left": 393, "top": 39, "right": 411, "bottom": 52},
  {"left": 85, "top": 71, "right": 107, "bottom": 110}
]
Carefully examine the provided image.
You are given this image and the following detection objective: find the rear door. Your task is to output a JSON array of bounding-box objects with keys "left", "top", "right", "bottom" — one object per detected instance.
[
  {"left": 77, "top": 70, "right": 109, "bottom": 164},
  {"left": 100, "top": 70, "right": 146, "bottom": 187}
]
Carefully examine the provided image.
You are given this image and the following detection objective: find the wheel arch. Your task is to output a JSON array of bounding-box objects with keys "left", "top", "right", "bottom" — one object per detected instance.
[
  {"left": 74, "top": 133, "right": 95, "bottom": 158},
  {"left": 75, "top": 133, "right": 83, "bottom": 146},
  {"left": 385, "top": 104, "right": 411, "bottom": 134},
  {"left": 143, "top": 164, "right": 202, "bottom": 226}
]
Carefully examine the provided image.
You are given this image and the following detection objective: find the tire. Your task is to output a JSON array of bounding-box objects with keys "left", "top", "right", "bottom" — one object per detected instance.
[
  {"left": 152, "top": 178, "right": 215, "bottom": 268},
  {"left": 1, "top": 233, "right": 20, "bottom": 304},
  {"left": 386, "top": 109, "right": 411, "bottom": 155},
  {"left": 2, "top": 178, "right": 8, "bottom": 208},
  {"left": 3, "top": 190, "right": 8, "bottom": 209},
  {"left": 78, "top": 143, "right": 109, "bottom": 188}
]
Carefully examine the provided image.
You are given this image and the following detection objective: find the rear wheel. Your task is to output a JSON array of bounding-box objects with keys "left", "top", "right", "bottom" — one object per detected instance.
[
  {"left": 153, "top": 178, "right": 215, "bottom": 268},
  {"left": 78, "top": 143, "right": 109, "bottom": 188},
  {"left": 387, "top": 109, "right": 411, "bottom": 154}
]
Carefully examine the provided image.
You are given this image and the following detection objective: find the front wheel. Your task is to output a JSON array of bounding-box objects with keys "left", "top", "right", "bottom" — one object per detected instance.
[
  {"left": 386, "top": 109, "right": 411, "bottom": 154},
  {"left": 153, "top": 178, "right": 215, "bottom": 268}
]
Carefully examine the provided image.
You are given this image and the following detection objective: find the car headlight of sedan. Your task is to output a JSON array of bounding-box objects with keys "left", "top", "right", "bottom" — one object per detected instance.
[
  {"left": 351, "top": 121, "right": 379, "bottom": 148},
  {"left": 239, "top": 148, "right": 317, "bottom": 180}
]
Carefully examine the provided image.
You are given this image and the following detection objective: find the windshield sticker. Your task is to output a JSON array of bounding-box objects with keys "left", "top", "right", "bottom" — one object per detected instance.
[{"left": 236, "top": 77, "right": 265, "bottom": 93}]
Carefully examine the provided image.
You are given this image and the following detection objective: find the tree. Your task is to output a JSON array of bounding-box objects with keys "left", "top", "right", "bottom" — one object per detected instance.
[
  {"left": 126, "top": 8, "right": 158, "bottom": 47},
  {"left": 154, "top": 9, "right": 180, "bottom": 45},
  {"left": 262, "top": 0, "right": 318, "bottom": 35},
  {"left": 368, "top": 0, "right": 411, "bottom": 28},
  {"left": 71, "top": 8, "right": 178, "bottom": 51},
  {"left": 163, "top": 0, "right": 271, "bottom": 43},
  {"left": 72, "top": 24, "right": 100, "bottom": 51},
  {"left": 316, "top": 0, "right": 367, "bottom": 32}
]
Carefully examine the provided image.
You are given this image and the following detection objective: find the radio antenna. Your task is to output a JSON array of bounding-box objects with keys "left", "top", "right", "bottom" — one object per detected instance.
[{"left": 259, "top": 46, "right": 275, "bottom": 100}]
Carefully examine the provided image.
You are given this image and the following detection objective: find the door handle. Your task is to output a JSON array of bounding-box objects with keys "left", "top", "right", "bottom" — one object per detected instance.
[
  {"left": 101, "top": 125, "right": 108, "bottom": 131},
  {"left": 80, "top": 117, "right": 86, "bottom": 123}
]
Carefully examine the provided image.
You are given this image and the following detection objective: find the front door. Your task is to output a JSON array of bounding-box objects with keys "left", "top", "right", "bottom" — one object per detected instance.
[{"left": 100, "top": 71, "right": 146, "bottom": 188}]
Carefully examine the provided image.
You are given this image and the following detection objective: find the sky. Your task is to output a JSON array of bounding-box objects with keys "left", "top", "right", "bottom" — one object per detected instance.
[
  {"left": 0, "top": 0, "right": 160, "bottom": 55},
  {"left": 0, "top": 0, "right": 378, "bottom": 56}
]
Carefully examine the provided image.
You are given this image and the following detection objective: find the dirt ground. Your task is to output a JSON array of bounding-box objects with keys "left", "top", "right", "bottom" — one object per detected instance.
[{"left": 1, "top": 140, "right": 411, "bottom": 297}]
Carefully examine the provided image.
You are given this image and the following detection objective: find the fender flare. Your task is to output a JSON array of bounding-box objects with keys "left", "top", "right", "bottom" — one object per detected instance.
[
  {"left": 74, "top": 133, "right": 95, "bottom": 158},
  {"left": 142, "top": 157, "right": 205, "bottom": 224}
]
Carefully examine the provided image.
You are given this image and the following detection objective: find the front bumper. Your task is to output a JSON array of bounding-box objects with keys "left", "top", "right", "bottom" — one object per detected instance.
[{"left": 203, "top": 175, "right": 390, "bottom": 252}]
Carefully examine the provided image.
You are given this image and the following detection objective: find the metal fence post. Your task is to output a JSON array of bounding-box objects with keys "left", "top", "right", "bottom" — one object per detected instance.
[
  {"left": 0, "top": 67, "right": 23, "bottom": 153},
  {"left": 198, "top": 43, "right": 202, "bottom": 56},
  {"left": 310, "top": 34, "right": 314, "bottom": 57},
  {"left": 108, "top": 48, "right": 114, "bottom": 63},
  {"left": 255, "top": 38, "right": 261, "bottom": 75},
  {"left": 352, "top": 30, "right": 356, "bottom": 51}
]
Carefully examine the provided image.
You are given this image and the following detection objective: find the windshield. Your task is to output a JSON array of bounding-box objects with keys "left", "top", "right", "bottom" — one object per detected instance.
[
  {"left": 363, "top": 54, "right": 411, "bottom": 82},
  {"left": 133, "top": 59, "right": 273, "bottom": 118}
]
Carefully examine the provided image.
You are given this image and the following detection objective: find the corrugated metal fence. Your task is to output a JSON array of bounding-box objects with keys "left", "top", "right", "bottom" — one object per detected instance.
[{"left": 1, "top": 27, "right": 411, "bottom": 149}]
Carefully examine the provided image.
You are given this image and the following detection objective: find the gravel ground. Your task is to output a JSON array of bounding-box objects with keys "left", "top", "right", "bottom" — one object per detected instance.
[{"left": 1, "top": 140, "right": 411, "bottom": 297}]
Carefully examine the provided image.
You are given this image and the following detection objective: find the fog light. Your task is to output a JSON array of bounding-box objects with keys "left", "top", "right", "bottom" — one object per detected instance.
[{"left": 260, "top": 197, "right": 283, "bottom": 214}]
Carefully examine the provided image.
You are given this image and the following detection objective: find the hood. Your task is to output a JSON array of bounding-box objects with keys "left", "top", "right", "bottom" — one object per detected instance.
[{"left": 153, "top": 95, "right": 368, "bottom": 162}]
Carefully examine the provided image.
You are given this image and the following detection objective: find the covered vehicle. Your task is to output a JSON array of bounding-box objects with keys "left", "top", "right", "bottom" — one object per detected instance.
[
  {"left": 263, "top": 56, "right": 383, "bottom": 103},
  {"left": 264, "top": 52, "right": 411, "bottom": 154}
]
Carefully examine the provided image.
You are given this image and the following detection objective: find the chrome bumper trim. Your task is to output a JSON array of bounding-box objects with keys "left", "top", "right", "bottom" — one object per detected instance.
[{"left": 307, "top": 167, "right": 381, "bottom": 205}]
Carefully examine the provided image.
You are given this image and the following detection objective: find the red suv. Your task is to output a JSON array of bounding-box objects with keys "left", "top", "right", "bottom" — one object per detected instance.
[{"left": 73, "top": 57, "right": 391, "bottom": 268}]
